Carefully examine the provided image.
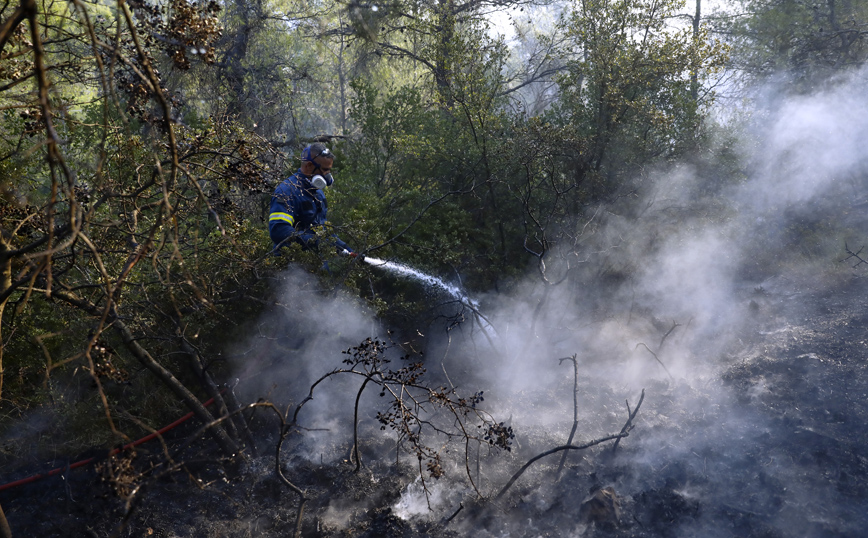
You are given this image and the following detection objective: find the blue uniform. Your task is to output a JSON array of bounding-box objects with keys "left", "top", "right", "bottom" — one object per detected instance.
[{"left": 269, "top": 170, "right": 350, "bottom": 253}]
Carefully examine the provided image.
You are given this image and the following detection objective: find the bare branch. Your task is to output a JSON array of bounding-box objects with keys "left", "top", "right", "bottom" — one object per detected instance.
[
  {"left": 635, "top": 342, "right": 674, "bottom": 380},
  {"left": 496, "top": 388, "right": 645, "bottom": 499},
  {"left": 494, "top": 433, "right": 628, "bottom": 500},
  {"left": 841, "top": 242, "right": 868, "bottom": 268}
]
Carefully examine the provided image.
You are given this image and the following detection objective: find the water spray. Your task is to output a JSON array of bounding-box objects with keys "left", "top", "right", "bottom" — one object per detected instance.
[
  {"left": 363, "top": 256, "right": 471, "bottom": 304},
  {"left": 355, "top": 254, "right": 499, "bottom": 346}
]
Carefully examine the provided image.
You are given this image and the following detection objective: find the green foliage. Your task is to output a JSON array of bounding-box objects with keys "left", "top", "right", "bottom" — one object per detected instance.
[
  {"left": 555, "top": 0, "right": 728, "bottom": 177},
  {"left": 720, "top": 0, "right": 868, "bottom": 89},
  {"left": 0, "top": 0, "right": 303, "bottom": 456},
  {"left": 335, "top": 59, "right": 527, "bottom": 300},
  {"left": 449, "top": 0, "right": 733, "bottom": 284}
]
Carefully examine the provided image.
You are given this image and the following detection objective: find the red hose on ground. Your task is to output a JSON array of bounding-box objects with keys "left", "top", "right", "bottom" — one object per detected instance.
[{"left": 0, "top": 396, "right": 218, "bottom": 493}]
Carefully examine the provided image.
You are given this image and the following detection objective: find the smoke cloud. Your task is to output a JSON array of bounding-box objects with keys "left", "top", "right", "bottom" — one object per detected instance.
[{"left": 239, "top": 65, "right": 868, "bottom": 536}]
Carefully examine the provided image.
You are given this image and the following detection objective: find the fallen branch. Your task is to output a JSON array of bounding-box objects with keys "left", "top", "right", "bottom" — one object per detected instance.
[
  {"left": 495, "top": 434, "right": 627, "bottom": 500},
  {"left": 495, "top": 389, "right": 645, "bottom": 500}
]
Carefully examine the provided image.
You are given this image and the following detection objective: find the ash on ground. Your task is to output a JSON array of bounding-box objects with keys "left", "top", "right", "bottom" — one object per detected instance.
[{"left": 3, "top": 271, "right": 868, "bottom": 537}]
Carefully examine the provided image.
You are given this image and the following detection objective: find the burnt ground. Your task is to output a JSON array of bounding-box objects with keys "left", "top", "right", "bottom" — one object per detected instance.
[
  {"left": 2, "top": 268, "right": 868, "bottom": 537},
  {"left": 598, "top": 268, "right": 868, "bottom": 538}
]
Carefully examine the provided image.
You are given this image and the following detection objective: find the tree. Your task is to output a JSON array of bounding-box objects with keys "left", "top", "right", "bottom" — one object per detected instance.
[
  {"left": 0, "top": 0, "right": 290, "bottom": 464},
  {"left": 456, "top": 0, "right": 731, "bottom": 329},
  {"left": 328, "top": 0, "right": 563, "bottom": 104},
  {"left": 717, "top": 0, "right": 868, "bottom": 90},
  {"left": 333, "top": 24, "right": 523, "bottom": 297}
]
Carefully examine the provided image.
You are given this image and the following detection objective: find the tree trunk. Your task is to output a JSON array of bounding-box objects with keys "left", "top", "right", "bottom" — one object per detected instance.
[
  {"left": 223, "top": 0, "right": 252, "bottom": 116},
  {"left": 434, "top": 0, "right": 455, "bottom": 106},
  {"left": 337, "top": 21, "right": 348, "bottom": 135},
  {"left": 691, "top": 0, "right": 701, "bottom": 102}
]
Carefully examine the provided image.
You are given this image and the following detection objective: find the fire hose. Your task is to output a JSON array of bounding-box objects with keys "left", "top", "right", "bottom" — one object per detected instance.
[{"left": 0, "top": 395, "right": 220, "bottom": 493}]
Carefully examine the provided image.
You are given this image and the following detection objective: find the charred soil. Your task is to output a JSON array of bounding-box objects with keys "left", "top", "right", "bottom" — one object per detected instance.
[{"left": 2, "top": 269, "right": 868, "bottom": 537}]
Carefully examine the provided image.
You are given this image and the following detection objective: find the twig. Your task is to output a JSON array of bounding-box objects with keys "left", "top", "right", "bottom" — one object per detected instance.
[
  {"left": 657, "top": 321, "right": 680, "bottom": 353},
  {"left": 635, "top": 342, "right": 674, "bottom": 380},
  {"left": 275, "top": 417, "right": 307, "bottom": 538},
  {"left": 612, "top": 389, "right": 645, "bottom": 453},
  {"left": 224, "top": 382, "right": 258, "bottom": 457},
  {"left": 841, "top": 242, "right": 868, "bottom": 268},
  {"left": 108, "top": 484, "right": 143, "bottom": 538},
  {"left": 442, "top": 502, "right": 464, "bottom": 526},
  {"left": 555, "top": 354, "right": 579, "bottom": 478}
]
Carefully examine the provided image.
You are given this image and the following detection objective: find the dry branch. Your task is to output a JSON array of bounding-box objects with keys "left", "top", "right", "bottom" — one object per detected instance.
[
  {"left": 495, "top": 389, "right": 645, "bottom": 500},
  {"left": 612, "top": 388, "right": 644, "bottom": 453},
  {"left": 842, "top": 242, "right": 868, "bottom": 268},
  {"left": 555, "top": 354, "right": 579, "bottom": 478},
  {"left": 635, "top": 342, "right": 674, "bottom": 380},
  {"left": 275, "top": 416, "right": 308, "bottom": 538},
  {"left": 352, "top": 376, "right": 374, "bottom": 471},
  {"left": 48, "top": 288, "right": 240, "bottom": 456},
  {"left": 494, "top": 433, "right": 628, "bottom": 500},
  {"left": 657, "top": 320, "right": 681, "bottom": 353}
]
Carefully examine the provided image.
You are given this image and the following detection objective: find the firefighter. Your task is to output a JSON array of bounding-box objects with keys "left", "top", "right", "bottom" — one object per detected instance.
[{"left": 268, "top": 143, "right": 358, "bottom": 257}]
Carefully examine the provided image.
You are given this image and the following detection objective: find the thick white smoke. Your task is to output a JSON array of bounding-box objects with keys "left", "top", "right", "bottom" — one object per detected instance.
[
  {"left": 238, "top": 65, "right": 868, "bottom": 536},
  {"left": 435, "top": 65, "right": 868, "bottom": 536}
]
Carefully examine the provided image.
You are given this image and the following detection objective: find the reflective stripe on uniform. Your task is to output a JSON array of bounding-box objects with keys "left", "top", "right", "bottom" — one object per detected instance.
[{"left": 269, "top": 212, "right": 295, "bottom": 225}]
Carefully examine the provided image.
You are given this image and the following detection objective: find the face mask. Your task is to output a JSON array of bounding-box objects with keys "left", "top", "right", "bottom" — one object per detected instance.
[{"left": 311, "top": 173, "right": 334, "bottom": 190}]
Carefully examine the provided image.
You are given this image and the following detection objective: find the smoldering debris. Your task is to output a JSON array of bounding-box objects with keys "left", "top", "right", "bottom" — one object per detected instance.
[{"left": 579, "top": 486, "right": 621, "bottom": 529}]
